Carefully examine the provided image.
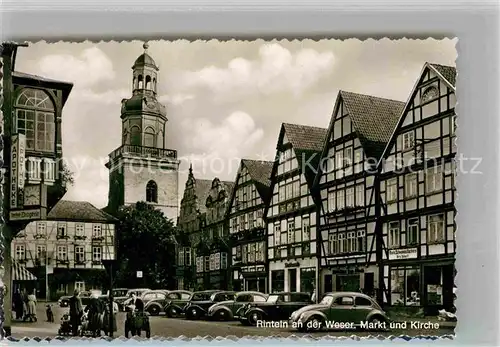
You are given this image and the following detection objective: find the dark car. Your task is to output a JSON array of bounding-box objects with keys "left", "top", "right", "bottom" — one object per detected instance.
[
  {"left": 144, "top": 290, "right": 192, "bottom": 317},
  {"left": 289, "top": 292, "right": 390, "bottom": 332},
  {"left": 58, "top": 291, "right": 95, "bottom": 307},
  {"left": 123, "top": 290, "right": 168, "bottom": 308},
  {"left": 207, "top": 291, "right": 268, "bottom": 321},
  {"left": 238, "top": 292, "right": 313, "bottom": 326},
  {"left": 183, "top": 290, "right": 235, "bottom": 320}
]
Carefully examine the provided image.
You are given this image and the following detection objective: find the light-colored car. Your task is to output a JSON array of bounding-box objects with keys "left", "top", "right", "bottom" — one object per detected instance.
[{"left": 289, "top": 292, "right": 390, "bottom": 332}]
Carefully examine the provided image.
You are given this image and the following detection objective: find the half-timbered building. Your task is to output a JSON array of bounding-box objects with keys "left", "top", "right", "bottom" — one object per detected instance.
[
  {"left": 266, "top": 123, "right": 327, "bottom": 295},
  {"left": 315, "top": 91, "right": 404, "bottom": 299},
  {"left": 194, "top": 178, "right": 234, "bottom": 290},
  {"left": 174, "top": 165, "right": 212, "bottom": 290},
  {"left": 11, "top": 200, "right": 117, "bottom": 300},
  {"left": 378, "top": 63, "right": 457, "bottom": 313},
  {"left": 227, "top": 159, "right": 273, "bottom": 292}
]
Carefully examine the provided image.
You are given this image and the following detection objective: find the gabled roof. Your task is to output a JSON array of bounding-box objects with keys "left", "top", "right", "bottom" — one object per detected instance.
[
  {"left": 192, "top": 179, "right": 213, "bottom": 214},
  {"left": 48, "top": 200, "right": 117, "bottom": 223},
  {"left": 429, "top": 63, "right": 456, "bottom": 87},
  {"left": 339, "top": 91, "right": 405, "bottom": 160},
  {"left": 242, "top": 159, "right": 274, "bottom": 202},
  {"left": 378, "top": 62, "right": 457, "bottom": 165},
  {"left": 12, "top": 71, "right": 73, "bottom": 106},
  {"left": 268, "top": 123, "right": 328, "bottom": 194},
  {"left": 281, "top": 123, "right": 328, "bottom": 187}
]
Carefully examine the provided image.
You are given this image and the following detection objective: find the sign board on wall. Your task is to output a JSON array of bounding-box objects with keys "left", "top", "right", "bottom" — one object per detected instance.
[
  {"left": 9, "top": 209, "right": 42, "bottom": 221},
  {"left": 10, "top": 134, "right": 26, "bottom": 209},
  {"left": 136, "top": 271, "right": 143, "bottom": 278},
  {"left": 388, "top": 248, "right": 418, "bottom": 260}
]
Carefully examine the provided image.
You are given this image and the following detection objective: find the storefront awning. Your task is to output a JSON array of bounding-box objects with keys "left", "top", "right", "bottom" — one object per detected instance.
[{"left": 12, "top": 261, "right": 37, "bottom": 281}]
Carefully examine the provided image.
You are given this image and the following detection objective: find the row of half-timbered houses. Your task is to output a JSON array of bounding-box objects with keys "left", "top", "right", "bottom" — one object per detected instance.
[{"left": 174, "top": 62, "right": 457, "bottom": 312}]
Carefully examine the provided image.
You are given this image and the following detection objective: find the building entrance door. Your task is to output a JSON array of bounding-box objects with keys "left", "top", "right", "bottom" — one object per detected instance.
[
  {"left": 288, "top": 269, "right": 297, "bottom": 292},
  {"left": 257, "top": 278, "right": 266, "bottom": 293}
]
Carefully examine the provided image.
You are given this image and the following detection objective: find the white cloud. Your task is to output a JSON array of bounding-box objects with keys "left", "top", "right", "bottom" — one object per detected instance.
[
  {"left": 36, "top": 47, "right": 115, "bottom": 88},
  {"left": 158, "top": 93, "right": 195, "bottom": 106},
  {"left": 179, "top": 111, "right": 264, "bottom": 178},
  {"left": 179, "top": 43, "right": 335, "bottom": 98},
  {"left": 62, "top": 155, "right": 110, "bottom": 208}
]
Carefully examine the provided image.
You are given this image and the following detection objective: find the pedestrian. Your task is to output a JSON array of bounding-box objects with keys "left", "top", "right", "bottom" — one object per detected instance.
[
  {"left": 21, "top": 288, "right": 28, "bottom": 320},
  {"left": 132, "top": 294, "right": 144, "bottom": 312},
  {"left": 27, "top": 290, "right": 37, "bottom": 322},
  {"left": 85, "top": 293, "right": 103, "bottom": 337},
  {"left": 13, "top": 288, "right": 23, "bottom": 320},
  {"left": 69, "top": 290, "right": 83, "bottom": 336}
]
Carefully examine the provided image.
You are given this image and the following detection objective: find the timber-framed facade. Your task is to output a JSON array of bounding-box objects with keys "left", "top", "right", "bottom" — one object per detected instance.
[
  {"left": 315, "top": 91, "right": 405, "bottom": 300},
  {"left": 266, "top": 123, "right": 327, "bottom": 295},
  {"left": 227, "top": 159, "right": 273, "bottom": 293},
  {"left": 378, "top": 63, "right": 457, "bottom": 314},
  {"left": 11, "top": 200, "right": 117, "bottom": 300}
]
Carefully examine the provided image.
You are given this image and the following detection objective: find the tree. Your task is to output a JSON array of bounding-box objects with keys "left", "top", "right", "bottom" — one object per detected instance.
[{"left": 114, "top": 201, "right": 177, "bottom": 289}]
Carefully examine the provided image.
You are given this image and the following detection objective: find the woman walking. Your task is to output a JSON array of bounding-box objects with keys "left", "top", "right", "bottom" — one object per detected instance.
[
  {"left": 26, "top": 290, "right": 37, "bottom": 322},
  {"left": 13, "top": 288, "right": 23, "bottom": 320}
]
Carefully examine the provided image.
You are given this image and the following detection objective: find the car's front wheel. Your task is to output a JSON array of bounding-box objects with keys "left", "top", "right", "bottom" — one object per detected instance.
[
  {"left": 247, "top": 311, "right": 263, "bottom": 326},
  {"left": 187, "top": 307, "right": 200, "bottom": 320},
  {"left": 214, "top": 309, "right": 229, "bottom": 321},
  {"left": 166, "top": 306, "right": 180, "bottom": 318},
  {"left": 148, "top": 305, "right": 160, "bottom": 316},
  {"left": 304, "top": 316, "right": 324, "bottom": 332}
]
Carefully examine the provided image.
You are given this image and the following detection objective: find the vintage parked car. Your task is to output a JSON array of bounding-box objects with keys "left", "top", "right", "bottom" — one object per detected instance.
[
  {"left": 207, "top": 291, "right": 268, "bottom": 321},
  {"left": 183, "top": 290, "right": 235, "bottom": 320},
  {"left": 144, "top": 290, "right": 192, "bottom": 316},
  {"left": 289, "top": 292, "right": 390, "bottom": 332},
  {"left": 58, "top": 291, "right": 95, "bottom": 307},
  {"left": 237, "top": 292, "right": 313, "bottom": 326},
  {"left": 123, "top": 289, "right": 167, "bottom": 307}
]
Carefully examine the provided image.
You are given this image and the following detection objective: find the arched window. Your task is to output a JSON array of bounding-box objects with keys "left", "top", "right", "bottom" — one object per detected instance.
[
  {"left": 145, "top": 75, "right": 152, "bottom": 90},
  {"left": 153, "top": 78, "right": 157, "bottom": 91},
  {"left": 130, "top": 126, "right": 141, "bottom": 146},
  {"left": 146, "top": 180, "right": 158, "bottom": 203},
  {"left": 138, "top": 75, "right": 144, "bottom": 89},
  {"left": 122, "top": 128, "right": 129, "bottom": 144},
  {"left": 15, "top": 88, "right": 55, "bottom": 152},
  {"left": 133, "top": 76, "right": 136, "bottom": 90},
  {"left": 157, "top": 131, "right": 164, "bottom": 149},
  {"left": 144, "top": 127, "right": 156, "bottom": 147}
]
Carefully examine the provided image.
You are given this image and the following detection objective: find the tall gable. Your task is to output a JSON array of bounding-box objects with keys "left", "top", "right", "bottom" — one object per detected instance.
[
  {"left": 242, "top": 159, "right": 274, "bottom": 203},
  {"left": 281, "top": 123, "right": 328, "bottom": 187},
  {"left": 380, "top": 62, "right": 457, "bottom": 164},
  {"left": 340, "top": 91, "right": 405, "bottom": 161}
]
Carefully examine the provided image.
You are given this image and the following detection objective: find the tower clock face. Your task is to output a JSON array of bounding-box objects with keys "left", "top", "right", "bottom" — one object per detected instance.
[{"left": 24, "top": 185, "right": 41, "bottom": 206}]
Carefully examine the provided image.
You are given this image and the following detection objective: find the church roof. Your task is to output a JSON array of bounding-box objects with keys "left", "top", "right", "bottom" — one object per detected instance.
[
  {"left": 120, "top": 94, "right": 167, "bottom": 119},
  {"left": 133, "top": 52, "right": 157, "bottom": 69}
]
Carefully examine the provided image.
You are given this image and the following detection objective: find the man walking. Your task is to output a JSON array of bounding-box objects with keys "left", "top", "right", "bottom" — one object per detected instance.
[{"left": 69, "top": 290, "right": 83, "bottom": 336}]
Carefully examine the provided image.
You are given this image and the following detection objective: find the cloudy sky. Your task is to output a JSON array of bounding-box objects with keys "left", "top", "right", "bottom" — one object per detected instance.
[{"left": 15, "top": 39, "right": 457, "bottom": 209}]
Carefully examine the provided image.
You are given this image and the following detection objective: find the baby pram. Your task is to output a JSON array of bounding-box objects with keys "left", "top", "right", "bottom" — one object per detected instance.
[
  {"left": 58, "top": 313, "right": 72, "bottom": 336},
  {"left": 78, "top": 311, "right": 94, "bottom": 337}
]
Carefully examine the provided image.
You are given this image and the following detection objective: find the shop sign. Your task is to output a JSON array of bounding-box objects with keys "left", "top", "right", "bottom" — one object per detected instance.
[
  {"left": 285, "top": 262, "right": 300, "bottom": 268},
  {"left": 10, "top": 134, "right": 28, "bottom": 210},
  {"left": 9, "top": 208, "right": 42, "bottom": 221},
  {"left": 388, "top": 248, "right": 418, "bottom": 260}
]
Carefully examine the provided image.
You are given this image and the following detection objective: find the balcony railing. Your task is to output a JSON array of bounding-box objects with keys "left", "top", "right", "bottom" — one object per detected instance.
[{"left": 109, "top": 144, "right": 177, "bottom": 160}]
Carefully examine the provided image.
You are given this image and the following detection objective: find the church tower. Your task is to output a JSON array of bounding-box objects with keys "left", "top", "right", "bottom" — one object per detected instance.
[{"left": 105, "top": 42, "right": 180, "bottom": 222}]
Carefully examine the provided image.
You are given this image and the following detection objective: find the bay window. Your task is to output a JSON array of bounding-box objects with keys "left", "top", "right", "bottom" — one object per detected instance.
[{"left": 15, "top": 88, "right": 55, "bottom": 152}]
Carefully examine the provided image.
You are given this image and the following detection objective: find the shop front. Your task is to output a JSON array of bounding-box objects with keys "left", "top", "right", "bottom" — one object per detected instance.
[
  {"left": 320, "top": 255, "right": 375, "bottom": 298},
  {"left": 269, "top": 258, "right": 318, "bottom": 295},
  {"left": 240, "top": 264, "right": 267, "bottom": 293},
  {"left": 387, "top": 249, "right": 455, "bottom": 314}
]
